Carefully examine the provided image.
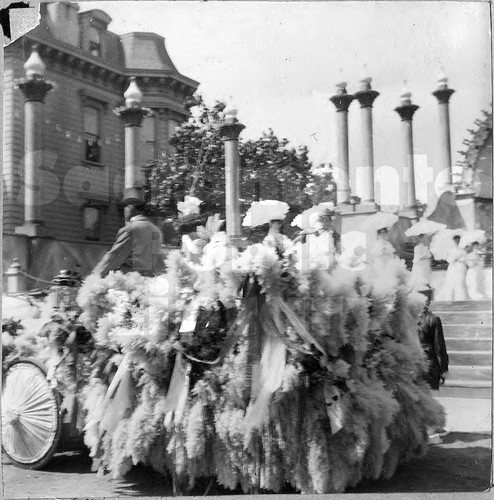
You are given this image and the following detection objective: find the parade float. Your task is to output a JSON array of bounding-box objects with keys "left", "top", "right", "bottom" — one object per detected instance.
[{"left": 2, "top": 200, "right": 445, "bottom": 494}]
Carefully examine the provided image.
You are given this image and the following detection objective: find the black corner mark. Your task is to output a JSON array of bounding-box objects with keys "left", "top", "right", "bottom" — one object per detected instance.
[{"left": 0, "top": 2, "right": 30, "bottom": 39}]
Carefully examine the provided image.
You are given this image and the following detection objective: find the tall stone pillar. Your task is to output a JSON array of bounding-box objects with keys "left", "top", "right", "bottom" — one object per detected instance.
[
  {"left": 15, "top": 46, "right": 54, "bottom": 236},
  {"left": 219, "top": 108, "right": 245, "bottom": 245},
  {"left": 394, "top": 85, "right": 419, "bottom": 216},
  {"left": 353, "top": 73, "right": 379, "bottom": 205},
  {"left": 432, "top": 72, "right": 455, "bottom": 189},
  {"left": 115, "top": 78, "right": 151, "bottom": 203},
  {"left": 329, "top": 81, "right": 353, "bottom": 205}
]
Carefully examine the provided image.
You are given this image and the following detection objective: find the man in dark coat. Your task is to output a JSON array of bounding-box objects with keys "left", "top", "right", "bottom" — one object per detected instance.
[
  {"left": 93, "top": 202, "right": 165, "bottom": 277},
  {"left": 416, "top": 285, "right": 449, "bottom": 390}
]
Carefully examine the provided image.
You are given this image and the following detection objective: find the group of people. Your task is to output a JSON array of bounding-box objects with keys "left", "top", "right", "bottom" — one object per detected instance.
[{"left": 412, "top": 232, "right": 487, "bottom": 301}]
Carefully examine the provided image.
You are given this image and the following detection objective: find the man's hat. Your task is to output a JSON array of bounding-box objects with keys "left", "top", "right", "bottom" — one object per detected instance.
[{"left": 122, "top": 187, "right": 145, "bottom": 206}]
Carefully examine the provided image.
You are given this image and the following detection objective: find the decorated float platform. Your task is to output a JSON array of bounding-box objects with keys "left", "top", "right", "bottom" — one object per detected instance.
[{"left": 2, "top": 208, "right": 446, "bottom": 495}]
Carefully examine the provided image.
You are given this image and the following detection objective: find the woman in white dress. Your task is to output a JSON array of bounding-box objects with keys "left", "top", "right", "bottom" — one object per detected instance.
[
  {"left": 411, "top": 234, "right": 432, "bottom": 288},
  {"left": 465, "top": 242, "right": 486, "bottom": 300},
  {"left": 367, "top": 227, "right": 397, "bottom": 268},
  {"left": 439, "top": 235, "right": 469, "bottom": 301}
]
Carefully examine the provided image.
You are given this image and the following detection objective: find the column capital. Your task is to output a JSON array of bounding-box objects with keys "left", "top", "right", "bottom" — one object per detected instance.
[
  {"left": 353, "top": 89, "right": 380, "bottom": 108},
  {"left": 395, "top": 103, "right": 419, "bottom": 122},
  {"left": 114, "top": 105, "right": 152, "bottom": 127},
  {"left": 329, "top": 93, "right": 354, "bottom": 112},
  {"left": 432, "top": 88, "right": 455, "bottom": 104},
  {"left": 219, "top": 118, "right": 245, "bottom": 141},
  {"left": 16, "top": 76, "right": 54, "bottom": 103}
]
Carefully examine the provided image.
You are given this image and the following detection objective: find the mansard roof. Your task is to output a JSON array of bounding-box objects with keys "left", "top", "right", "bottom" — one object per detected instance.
[{"left": 8, "top": 4, "right": 198, "bottom": 93}]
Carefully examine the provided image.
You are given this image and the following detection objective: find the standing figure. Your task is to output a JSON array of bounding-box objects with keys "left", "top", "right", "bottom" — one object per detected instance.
[
  {"left": 411, "top": 233, "right": 432, "bottom": 288},
  {"left": 466, "top": 241, "right": 486, "bottom": 300},
  {"left": 416, "top": 286, "right": 449, "bottom": 390},
  {"left": 368, "top": 226, "right": 397, "bottom": 267},
  {"left": 263, "top": 218, "right": 293, "bottom": 258},
  {"left": 438, "top": 235, "right": 469, "bottom": 301},
  {"left": 292, "top": 207, "right": 338, "bottom": 271},
  {"left": 93, "top": 202, "right": 164, "bottom": 277}
]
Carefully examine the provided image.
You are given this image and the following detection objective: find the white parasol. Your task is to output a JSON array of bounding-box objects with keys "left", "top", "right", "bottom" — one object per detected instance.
[
  {"left": 291, "top": 202, "right": 335, "bottom": 230},
  {"left": 430, "top": 228, "right": 465, "bottom": 261},
  {"left": 404, "top": 219, "right": 446, "bottom": 237},
  {"left": 459, "top": 229, "right": 486, "bottom": 249},
  {"left": 359, "top": 212, "right": 399, "bottom": 233},
  {"left": 242, "top": 200, "right": 290, "bottom": 227}
]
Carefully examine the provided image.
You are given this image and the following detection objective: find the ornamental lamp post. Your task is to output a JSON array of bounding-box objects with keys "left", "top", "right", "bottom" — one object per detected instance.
[
  {"left": 114, "top": 78, "right": 152, "bottom": 204},
  {"left": 14, "top": 45, "right": 55, "bottom": 236},
  {"left": 219, "top": 106, "right": 245, "bottom": 246},
  {"left": 329, "top": 80, "right": 353, "bottom": 206},
  {"left": 394, "top": 82, "right": 419, "bottom": 217},
  {"left": 432, "top": 71, "right": 455, "bottom": 189},
  {"left": 353, "top": 69, "right": 379, "bottom": 206}
]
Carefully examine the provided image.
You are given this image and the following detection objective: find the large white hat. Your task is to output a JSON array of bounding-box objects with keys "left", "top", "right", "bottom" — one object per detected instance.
[
  {"left": 404, "top": 219, "right": 446, "bottom": 237},
  {"left": 360, "top": 212, "right": 399, "bottom": 233},
  {"left": 459, "top": 229, "right": 486, "bottom": 249},
  {"left": 291, "top": 202, "right": 335, "bottom": 230},
  {"left": 242, "top": 200, "right": 290, "bottom": 227}
]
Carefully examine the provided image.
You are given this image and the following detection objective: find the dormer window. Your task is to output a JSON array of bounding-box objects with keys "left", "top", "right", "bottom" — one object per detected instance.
[{"left": 87, "top": 26, "right": 101, "bottom": 57}]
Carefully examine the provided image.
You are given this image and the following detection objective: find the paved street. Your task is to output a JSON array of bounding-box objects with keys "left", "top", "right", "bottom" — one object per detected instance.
[{"left": 1, "top": 432, "right": 491, "bottom": 498}]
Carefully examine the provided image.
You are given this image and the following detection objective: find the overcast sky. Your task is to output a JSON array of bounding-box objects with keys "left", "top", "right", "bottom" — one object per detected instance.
[{"left": 81, "top": 1, "right": 491, "bottom": 205}]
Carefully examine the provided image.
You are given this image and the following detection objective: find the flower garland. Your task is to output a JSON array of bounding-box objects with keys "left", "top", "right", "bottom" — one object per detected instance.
[{"left": 71, "top": 223, "right": 445, "bottom": 492}]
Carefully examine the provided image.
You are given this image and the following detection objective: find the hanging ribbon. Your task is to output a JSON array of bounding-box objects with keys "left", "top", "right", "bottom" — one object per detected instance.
[
  {"left": 98, "top": 353, "right": 137, "bottom": 437},
  {"left": 162, "top": 352, "right": 191, "bottom": 430}
]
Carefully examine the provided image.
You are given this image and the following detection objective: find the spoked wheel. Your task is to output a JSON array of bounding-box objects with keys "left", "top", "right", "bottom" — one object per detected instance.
[{"left": 2, "top": 359, "right": 62, "bottom": 469}]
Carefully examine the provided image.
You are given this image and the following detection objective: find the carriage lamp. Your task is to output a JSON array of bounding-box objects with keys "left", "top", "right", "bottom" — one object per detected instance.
[{"left": 51, "top": 270, "right": 81, "bottom": 310}]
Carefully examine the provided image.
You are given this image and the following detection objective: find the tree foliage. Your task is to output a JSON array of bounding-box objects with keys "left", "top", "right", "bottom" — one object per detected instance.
[{"left": 147, "top": 95, "right": 316, "bottom": 218}]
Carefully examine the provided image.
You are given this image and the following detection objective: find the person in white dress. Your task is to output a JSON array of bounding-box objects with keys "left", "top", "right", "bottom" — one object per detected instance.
[
  {"left": 411, "top": 234, "right": 432, "bottom": 288},
  {"left": 293, "top": 211, "right": 338, "bottom": 272},
  {"left": 465, "top": 241, "right": 486, "bottom": 300},
  {"left": 367, "top": 227, "right": 397, "bottom": 267},
  {"left": 439, "top": 235, "right": 469, "bottom": 301}
]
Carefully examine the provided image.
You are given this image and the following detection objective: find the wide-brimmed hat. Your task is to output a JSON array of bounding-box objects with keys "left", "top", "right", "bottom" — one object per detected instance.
[
  {"left": 404, "top": 219, "right": 446, "bottom": 237},
  {"left": 242, "top": 200, "right": 290, "bottom": 227}
]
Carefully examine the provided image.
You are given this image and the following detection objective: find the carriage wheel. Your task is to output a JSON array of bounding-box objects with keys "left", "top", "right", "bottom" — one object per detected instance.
[{"left": 2, "top": 359, "right": 62, "bottom": 469}]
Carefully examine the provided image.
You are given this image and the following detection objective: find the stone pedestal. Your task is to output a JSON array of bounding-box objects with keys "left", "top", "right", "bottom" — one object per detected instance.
[{"left": 333, "top": 205, "right": 378, "bottom": 235}]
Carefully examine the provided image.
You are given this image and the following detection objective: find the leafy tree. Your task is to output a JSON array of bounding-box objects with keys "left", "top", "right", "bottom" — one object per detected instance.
[
  {"left": 306, "top": 166, "right": 338, "bottom": 205},
  {"left": 147, "top": 95, "right": 314, "bottom": 219}
]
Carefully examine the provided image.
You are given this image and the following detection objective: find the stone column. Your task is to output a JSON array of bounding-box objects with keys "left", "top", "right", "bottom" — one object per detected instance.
[
  {"left": 15, "top": 46, "right": 54, "bottom": 236},
  {"left": 114, "top": 78, "right": 150, "bottom": 203},
  {"left": 394, "top": 85, "right": 419, "bottom": 213},
  {"left": 353, "top": 74, "right": 379, "bottom": 205},
  {"left": 219, "top": 108, "right": 245, "bottom": 245},
  {"left": 432, "top": 72, "right": 455, "bottom": 188},
  {"left": 329, "top": 81, "right": 353, "bottom": 205}
]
